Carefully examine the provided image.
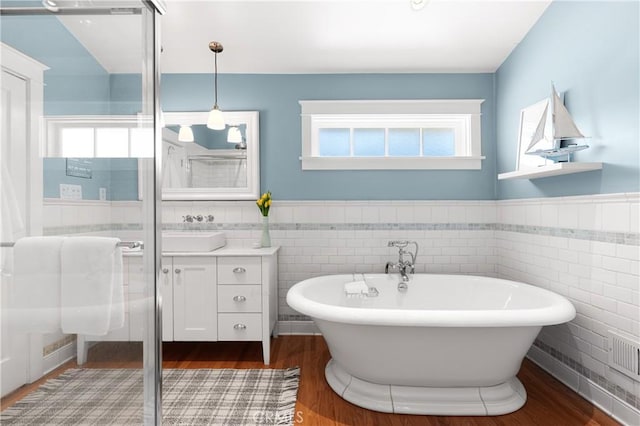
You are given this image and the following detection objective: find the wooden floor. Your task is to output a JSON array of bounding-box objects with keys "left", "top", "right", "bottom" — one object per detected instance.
[{"left": 2, "top": 336, "right": 620, "bottom": 425}]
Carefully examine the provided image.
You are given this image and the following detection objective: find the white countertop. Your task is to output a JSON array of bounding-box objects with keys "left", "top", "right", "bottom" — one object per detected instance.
[{"left": 123, "top": 245, "right": 279, "bottom": 257}]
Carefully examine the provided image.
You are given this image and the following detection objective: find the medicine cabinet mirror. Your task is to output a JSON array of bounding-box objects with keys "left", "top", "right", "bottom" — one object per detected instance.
[{"left": 162, "top": 111, "right": 260, "bottom": 200}]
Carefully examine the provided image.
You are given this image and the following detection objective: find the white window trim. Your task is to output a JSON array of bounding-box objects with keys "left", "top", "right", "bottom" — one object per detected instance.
[
  {"left": 300, "top": 99, "right": 485, "bottom": 170},
  {"left": 43, "top": 115, "right": 154, "bottom": 158}
]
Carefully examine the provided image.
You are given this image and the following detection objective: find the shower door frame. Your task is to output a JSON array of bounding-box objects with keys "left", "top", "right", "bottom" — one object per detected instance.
[
  {"left": 0, "top": 1, "right": 165, "bottom": 424},
  {"left": 148, "top": 1, "right": 164, "bottom": 423}
]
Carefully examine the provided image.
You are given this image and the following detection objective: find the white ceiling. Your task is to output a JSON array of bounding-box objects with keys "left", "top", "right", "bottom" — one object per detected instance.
[{"left": 60, "top": 0, "right": 552, "bottom": 74}]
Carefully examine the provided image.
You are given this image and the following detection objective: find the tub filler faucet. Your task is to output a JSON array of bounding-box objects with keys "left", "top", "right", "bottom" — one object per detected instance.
[{"left": 385, "top": 240, "right": 418, "bottom": 291}]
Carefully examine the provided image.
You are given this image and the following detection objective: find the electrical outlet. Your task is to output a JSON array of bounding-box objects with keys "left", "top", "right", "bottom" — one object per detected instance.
[
  {"left": 60, "top": 184, "right": 82, "bottom": 200},
  {"left": 99, "top": 187, "right": 107, "bottom": 201}
]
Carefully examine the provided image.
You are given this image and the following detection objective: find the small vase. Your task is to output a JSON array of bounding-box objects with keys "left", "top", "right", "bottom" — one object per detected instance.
[{"left": 261, "top": 216, "right": 271, "bottom": 248}]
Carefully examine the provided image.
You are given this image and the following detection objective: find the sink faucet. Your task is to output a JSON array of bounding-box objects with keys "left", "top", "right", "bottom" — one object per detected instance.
[{"left": 386, "top": 240, "right": 418, "bottom": 290}]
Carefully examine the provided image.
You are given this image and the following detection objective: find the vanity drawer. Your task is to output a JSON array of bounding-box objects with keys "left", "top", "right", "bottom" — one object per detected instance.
[
  {"left": 218, "top": 257, "right": 261, "bottom": 285},
  {"left": 218, "top": 313, "right": 262, "bottom": 341},
  {"left": 218, "top": 285, "right": 262, "bottom": 313}
]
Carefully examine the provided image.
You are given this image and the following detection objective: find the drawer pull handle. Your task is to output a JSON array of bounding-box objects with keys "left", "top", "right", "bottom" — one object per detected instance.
[
  {"left": 162, "top": 268, "right": 169, "bottom": 274},
  {"left": 232, "top": 267, "right": 246, "bottom": 273},
  {"left": 233, "top": 324, "right": 247, "bottom": 330},
  {"left": 174, "top": 269, "right": 181, "bottom": 274},
  {"left": 233, "top": 295, "right": 246, "bottom": 302}
]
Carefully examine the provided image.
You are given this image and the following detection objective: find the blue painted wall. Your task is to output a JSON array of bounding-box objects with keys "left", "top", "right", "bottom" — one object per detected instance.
[
  {"left": 495, "top": 1, "right": 640, "bottom": 199},
  {"left": 107, "top": 75, "right": 141, "bottom": 200},
  {"left": 1, "top": 15, "right": 141, "bottom": 200},
  {"left": 10, "top": 1, "right": 636, "bottom": 202},
  {"left": 44, "top": 159, "right": 112, "bottom": 199},
  {"left": 162, "top": 73, "right": 496, "bottom": 200},
  {"left": 0, "top": 16, "right": 111, "bottom": 116}
]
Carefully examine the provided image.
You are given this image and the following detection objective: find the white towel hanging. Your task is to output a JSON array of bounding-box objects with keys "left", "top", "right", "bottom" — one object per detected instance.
[
  {"left": 61, "top": 237, "right": 124, "bottom": 335},
  {"left": 12, "top": 236, "right": 65, "bottom": 333}
]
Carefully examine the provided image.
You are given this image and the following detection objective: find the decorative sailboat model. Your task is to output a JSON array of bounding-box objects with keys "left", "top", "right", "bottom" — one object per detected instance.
[{"left": 525, "top": 83, "right": 589, "bottom": 163}]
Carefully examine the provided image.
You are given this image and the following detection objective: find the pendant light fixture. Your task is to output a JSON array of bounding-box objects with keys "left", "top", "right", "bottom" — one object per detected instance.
[
  {"left": 227, "top": 126, "right": 246, "bottom": 150},
  {"left": 206, "top": 41, "right": 226, "bottom": 130},
  {"left": 178, "top": 125, "right": 194, "bottom": 143}
]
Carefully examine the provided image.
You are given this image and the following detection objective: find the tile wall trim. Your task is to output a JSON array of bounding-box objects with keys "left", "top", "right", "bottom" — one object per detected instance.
[
  {"left": 497, "top": 224, "right": 639, "bottom": 246},
  {"left": 497, "top": 192, "right": 640, "bottom": 205},
  {"left": 43, "top": 221, "right": 639, "bottom": 246},
  {"left": 43, "top": 223, "right": 142, "bottom": 235},
  {"left": 532, "top": 339, "right": 640, "bottom": 420},
  {"left": 526, "top": 356, "right": 639, "bottom": 426},
  {"left": 44, "top": 192, "right": 637, "bottom": 206},
  {"left": 163, "top": 222, "right": 494, "bottom": 231}
]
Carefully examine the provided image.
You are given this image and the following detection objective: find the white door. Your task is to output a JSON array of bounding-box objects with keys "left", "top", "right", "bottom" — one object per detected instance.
[
  {"left": 172, "top": 257, "right": 217, "bottom": 341},
  {"left": 0, "top": 69, "right": 30, "bottom": 397}
]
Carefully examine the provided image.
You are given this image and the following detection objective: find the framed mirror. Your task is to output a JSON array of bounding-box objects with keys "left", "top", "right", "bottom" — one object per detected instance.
[{"left": 162, "top": 111, "right": 259, "bottom": 200}]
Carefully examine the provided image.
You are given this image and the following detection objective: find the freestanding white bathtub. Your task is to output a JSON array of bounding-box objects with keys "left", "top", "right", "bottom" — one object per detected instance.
[{"left": 286, "top": 273, "right": 576, "bottom": 415}]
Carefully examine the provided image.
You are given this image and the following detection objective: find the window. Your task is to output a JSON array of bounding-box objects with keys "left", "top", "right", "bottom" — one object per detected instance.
[
  {"left": 300, "top": 100, "right": 484, "bottom": 170},
  {"left": 45, "top": 116, "right": 154, "bottom": 158}
]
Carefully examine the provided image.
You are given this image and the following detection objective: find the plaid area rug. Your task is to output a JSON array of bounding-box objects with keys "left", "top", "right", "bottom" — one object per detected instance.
[{"left": 1, "top": 367, "right": 300, "bottom": 425}]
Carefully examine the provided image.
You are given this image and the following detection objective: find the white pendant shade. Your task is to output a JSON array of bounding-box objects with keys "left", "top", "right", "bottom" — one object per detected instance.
[
  {"left": 227, "top": 126, "right": 242, "bottom": 143},
  {"left": 207, "top": 107, "right": 225, "bottom": 130},
  {"left": 178, "top": 125, "right": 194, "bottom": 142}
]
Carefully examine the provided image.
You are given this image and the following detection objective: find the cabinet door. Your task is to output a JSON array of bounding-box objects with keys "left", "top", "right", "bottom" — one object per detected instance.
[
  {"left": 160, "top": 257, "right": 174, "bottom": 341},
  {"left": 172, "top": 257, "right": 217, "bottom": 341}
]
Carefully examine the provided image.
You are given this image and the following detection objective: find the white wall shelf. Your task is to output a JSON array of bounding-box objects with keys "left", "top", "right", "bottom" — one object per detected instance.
[{"left": 498, "top": 162, "right": 603, "bottom": 180}]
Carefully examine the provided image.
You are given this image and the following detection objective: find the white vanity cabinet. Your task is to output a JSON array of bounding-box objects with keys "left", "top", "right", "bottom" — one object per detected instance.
[
  {"left": 214, "top": 252, "right": 279, "bottom": 364},
  {"left": 217, "top": 257, "right": 266, "bottom": 343},
  {"left": 162, "top": 256, "right": 217, "bottom": 341},
  {"left": 77, "top": 247, "right": 278, "bottom": 365}
]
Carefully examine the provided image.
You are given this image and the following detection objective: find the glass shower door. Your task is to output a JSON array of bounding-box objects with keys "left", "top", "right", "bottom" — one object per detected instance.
[{"left": 0, "top": 1, "right": 162, "bottom": 424}]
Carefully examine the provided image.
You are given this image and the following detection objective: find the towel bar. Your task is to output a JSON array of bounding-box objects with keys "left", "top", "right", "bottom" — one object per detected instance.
[{"left": 0, "top": 240, "right": 144, "bottom": 249}]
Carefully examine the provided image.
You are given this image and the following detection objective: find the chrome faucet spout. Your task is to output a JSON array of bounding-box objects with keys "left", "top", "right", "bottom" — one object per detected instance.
[{"left": 385, "top": 261, "right": 396, "bottom": 274}]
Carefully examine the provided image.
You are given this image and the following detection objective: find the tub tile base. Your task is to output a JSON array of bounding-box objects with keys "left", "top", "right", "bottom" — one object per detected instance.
[
  {"left": 480, "top": 376, "right": 527, "bottom": 415},
  {"left": 345, "top": 375, "right": 394, "bottom": 413},
  {"left": 324, "top": 358, "right": 352, "bottom": 396},
  {"left": 326, "top": 359, "right": 527, "bottom": 416}
]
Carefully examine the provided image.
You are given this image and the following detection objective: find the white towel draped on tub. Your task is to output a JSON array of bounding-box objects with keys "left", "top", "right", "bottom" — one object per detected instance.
[
  {"left": 12, "top": 236, "right": 65, "bottom": 333},
  {"left": 61, "top": 237, "right": 124, "bottom": 335}
]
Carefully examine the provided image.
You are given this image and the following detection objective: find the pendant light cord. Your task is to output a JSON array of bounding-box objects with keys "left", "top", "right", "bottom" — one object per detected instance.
[{"left": 214, "top": 51, "right": 218, "bottom": 108}]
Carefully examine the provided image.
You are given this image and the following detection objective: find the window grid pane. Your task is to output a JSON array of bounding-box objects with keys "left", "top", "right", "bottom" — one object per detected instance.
[
  {"left": 422, "top": 128, "right": 456, "bottom": 157},
  {"left": 315, "top": 121, "right": 467, "bottom": 158},
  {"left": 318, "top": 126, "right": 459, "bottom": 158},
  {"left": 388, "top": 128, "right": 420, "bottom": 157},
  {"left": 61, "top": 128, "right": 95, "bottom": 157},
  {"left": 318, "top": 128, "right": 350, "bottom": 156},
  {"left": 96, "top": 128, "right": 129, "bottom": 157},
  {"left": 353, "top": 128, "right": 385, "bottom": 157}
]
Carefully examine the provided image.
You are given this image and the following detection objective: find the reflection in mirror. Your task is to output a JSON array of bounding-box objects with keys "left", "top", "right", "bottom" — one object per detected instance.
[
  {"left": 162, "top": 111, "right": 259, "bottom": 200},
  {"left": 164, "top": 124, "right": 247, "bottom": 188}
]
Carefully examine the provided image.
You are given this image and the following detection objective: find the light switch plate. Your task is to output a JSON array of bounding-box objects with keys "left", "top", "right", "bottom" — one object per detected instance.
[{"left": 60, "top": 184, "right": 82, "bottom": 200}]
